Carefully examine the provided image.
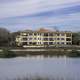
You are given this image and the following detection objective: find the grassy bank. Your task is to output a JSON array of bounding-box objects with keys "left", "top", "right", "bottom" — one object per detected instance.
[
  {"left": 0, "top": 48, "right": 17, "bottom": 58},
  {"left": 0, "top": 48, "right": 80, "bottom": 58},
  {"left": 6, "top": 76, "right": 75, "bottom": 80},
  {"left": 0, "top": 45, "right": 80, "bottom": 50}
]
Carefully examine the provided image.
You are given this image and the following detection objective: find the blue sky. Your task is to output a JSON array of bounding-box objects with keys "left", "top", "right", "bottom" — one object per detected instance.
[{"left": 0, "top": 0, "right": 80, "bottom": 32}]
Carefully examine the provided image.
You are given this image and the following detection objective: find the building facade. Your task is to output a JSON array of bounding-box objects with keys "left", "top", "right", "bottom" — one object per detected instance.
[{"left": 16, "top": 28, "right": 72, "bottom": 47}]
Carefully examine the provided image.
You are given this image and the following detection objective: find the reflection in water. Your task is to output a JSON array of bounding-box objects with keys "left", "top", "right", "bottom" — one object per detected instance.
[{"left": 0, "top": 56, "right": 80, "bottom": 80}]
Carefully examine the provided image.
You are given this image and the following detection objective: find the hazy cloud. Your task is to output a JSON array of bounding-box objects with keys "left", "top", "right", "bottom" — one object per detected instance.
[{"left": 0, "top": 0, "right": 80, "bottom": 32}]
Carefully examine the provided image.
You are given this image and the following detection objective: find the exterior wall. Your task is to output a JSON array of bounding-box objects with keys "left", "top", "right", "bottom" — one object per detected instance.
[{"left": 16, "top": 31, "right": 72, "bottom": 47}]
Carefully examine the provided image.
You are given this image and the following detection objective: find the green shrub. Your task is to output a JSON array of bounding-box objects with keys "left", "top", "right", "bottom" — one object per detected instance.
[
  {"left": 1, "top": 48, "right": 17, "bottom": 58},
  {"left": 66, "top": 50, "right": 80, "bottom": 57}
]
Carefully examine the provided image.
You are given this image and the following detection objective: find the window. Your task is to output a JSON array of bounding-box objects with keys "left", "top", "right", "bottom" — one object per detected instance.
[
  {"left": 61, "top": 33, "right": 65, "bottom": 36},
  {"left": 29, "top": 42, "right": 32, "bottom": 44},
  {"left": 29, "top": 38, "right": 32, "bottom": 40},
  {"left": 61, "top": 38, "right": 65, "bottom": 40},
  {"left": 49, "top": 38, "right": 53, "bottom": 41},
  {"left": 66, "top": 38, "right": 71, "bottom": 41},
  {"left": 22, "top": 42, "right": 27, "bottom": 45},
  {"left": 34, "top": 33, "right": 37, "bottom": 36},
  {"left": 66, "top": 33, "right": 71, "bottom": 37},
  {"left": 38, "top": 38, "right": 40, "bottom": 40},
  {"left": 33, "top": 42, "right": 36, "bottom": 45},
  {"left": 49, "top": 42, "right": 53, "bottom": 45},
  {"left": 38, "top": 42, "right": 39, "bottom": 44},
  {"left": 66, "top": 42, "right": 71, "bottom": 45},
  {"left": 39, "top": 33, "right": 41, "bottom": 36},
  {"left": 40, "top": 42, "right": 41, "bottom": 44},
  {"left": 39, "top": 38, "right": 41, "bottom": 40},
  {"left": 57, "top": 38, "right": 60, "bottom": 40},
  {"left": 53, "top": 34, "right": 56, "bottom": 36},
  {"left": 29, "top": 33, "right": 32, "bottom": 35},
  {"left": 44, "top": 38, "right": 48, "bottom": 41},
  {"left": 34, "top": 38, "right": 36, "bottom": 40},
  {"left": 57, "top": 33, "right": 60, "bottom": 36},
  {"left": 44, "top": 33, "right": 48, "bottom": 36},
  {"left": 22, "top": 38, "right": 27, "bottom": 40},
  {"left": 57, "top": 42, "right": 60, "bottom": 44},
  {"left": 49, "top": 33, "right": 53, "bottom": 36},
  {"left": 61, "top": 42, "right": 64, "bottom": 44},
  {"left": 38, "top": 33, "right": 40, "bottom": 35},
  {"left": 37, "top": 38, "right": 41, "bottom": 40},
  {"left": 44, "top": 42, "right": 48, "bottom": 45}
]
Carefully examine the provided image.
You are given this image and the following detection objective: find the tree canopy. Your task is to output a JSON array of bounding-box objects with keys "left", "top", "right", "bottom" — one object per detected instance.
[
  {"left": 0, "top": 27, "right": 10, "bottom": 46},
  {"left": 0, "top": 27, "right": 80, "bottom": 47},
  {"left": 72, "top": 32, "right": 80, "bottom": 45}
]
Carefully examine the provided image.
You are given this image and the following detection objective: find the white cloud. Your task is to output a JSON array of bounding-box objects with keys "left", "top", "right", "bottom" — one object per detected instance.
[
  {"left": 0, "top": 0, "right": 80, "bottom": 32},
  {"left": 0, "top": 12, "right": 80, "bottom": 32},
  {"left": 0, "top": 0, "right": 80, "bottom": 19}
]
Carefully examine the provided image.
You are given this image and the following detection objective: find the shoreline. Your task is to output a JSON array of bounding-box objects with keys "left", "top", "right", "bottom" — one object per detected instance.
[
  {"left": 0, "top": 48, "right": 80, "bottom": 58},
  {"left": 0, "top": 46, "right": 80, "bottom": 58}
]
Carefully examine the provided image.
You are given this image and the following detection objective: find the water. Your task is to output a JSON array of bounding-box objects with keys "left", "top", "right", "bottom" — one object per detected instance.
[{"left": 0, "top": 56, "right": 80, "bottom": 80}]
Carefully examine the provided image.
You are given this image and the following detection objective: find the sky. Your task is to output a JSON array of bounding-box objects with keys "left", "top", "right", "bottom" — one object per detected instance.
[{"left": 0, "top": 0, "right": 80, "bottom": 32}]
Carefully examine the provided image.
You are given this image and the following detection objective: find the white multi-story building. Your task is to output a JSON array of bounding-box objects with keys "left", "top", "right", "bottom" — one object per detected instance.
[{"left": 16, "top": 28, "right": 72, "bottom": 47}]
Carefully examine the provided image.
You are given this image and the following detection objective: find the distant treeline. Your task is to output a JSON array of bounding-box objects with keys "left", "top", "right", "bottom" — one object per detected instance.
[
  {"left": 0, "top": 27, "right": 80, "bottom": 47},
  {"left": 0, "top": 27, "right": 20, "bottom": 47}
]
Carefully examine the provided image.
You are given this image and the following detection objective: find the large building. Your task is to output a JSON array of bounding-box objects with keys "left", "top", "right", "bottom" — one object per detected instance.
[{"left": 16, "top": 28, "right": 72, "bottom": 47}]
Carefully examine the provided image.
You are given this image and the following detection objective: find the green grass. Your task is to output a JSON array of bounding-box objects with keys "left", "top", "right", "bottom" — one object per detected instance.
[
  {"left": 0, "top": 48, "right": 80, "bottom": 58},
  {"left": 66, "top": 50, "right": 80, "bottom": 57},
  {"left": 0, "top": 48, "right": 17, "bottom": 58}
]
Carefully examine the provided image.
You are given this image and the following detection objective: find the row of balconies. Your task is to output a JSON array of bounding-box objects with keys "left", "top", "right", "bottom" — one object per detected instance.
[
  {"left": 21, "top": 32, "right": 72, "bottom": 37},
  {"left": 20, "top": 37, "right": 71, "bottom": 41},
  {"left": 19, "top": 41, "right": 72, "bottom": 46}
]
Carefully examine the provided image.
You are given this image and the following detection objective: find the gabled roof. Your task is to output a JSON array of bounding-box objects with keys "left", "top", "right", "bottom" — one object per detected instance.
[
  {"left": 36, "top": 28, "right": 53, "bottom": 32},
  {"left": 21, "top": 30, "right": 33, "bottom": 33},
  {"left": 20, "top": 28, "right": 72, "bottom": 33}
]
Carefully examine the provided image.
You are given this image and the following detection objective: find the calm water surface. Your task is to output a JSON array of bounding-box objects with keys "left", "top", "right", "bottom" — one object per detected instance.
[{"left": 0, "top": 56, "right": 80, "bottom": 80}]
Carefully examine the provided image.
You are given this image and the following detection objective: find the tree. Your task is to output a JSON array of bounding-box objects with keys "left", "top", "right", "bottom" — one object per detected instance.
[
  {"left": 10, "top": 31, "right": 20, "bottom": 46},
  {"left": 0, "top": 27, "right": 10, "bottom": 46},
  {"left": 72, "top": 32, "right": 80, "bottom": 45}
]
